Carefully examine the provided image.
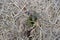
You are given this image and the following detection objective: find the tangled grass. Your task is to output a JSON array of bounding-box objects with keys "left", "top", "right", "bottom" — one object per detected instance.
[{"left": 0, "top": 0, "right": 60, "bottom": 40}]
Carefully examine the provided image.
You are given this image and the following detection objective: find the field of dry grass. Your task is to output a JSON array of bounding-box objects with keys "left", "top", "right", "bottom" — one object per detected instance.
[{"left": 0, "top": 0, "right": 60, "bottom": 40}]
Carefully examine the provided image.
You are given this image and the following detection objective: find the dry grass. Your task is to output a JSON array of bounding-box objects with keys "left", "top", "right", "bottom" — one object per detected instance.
[{"left": 0, "top": 0, "right": 60, "bottom": 40}]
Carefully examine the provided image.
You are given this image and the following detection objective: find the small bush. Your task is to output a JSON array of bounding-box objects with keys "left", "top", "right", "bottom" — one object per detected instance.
[{"left": 26, "top": 12, "right": 38, "bottom": 27}]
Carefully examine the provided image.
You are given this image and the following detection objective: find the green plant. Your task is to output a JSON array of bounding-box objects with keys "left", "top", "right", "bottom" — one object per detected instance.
[{"left": 26, "top": 12, "right": 38, "bottom": 27}]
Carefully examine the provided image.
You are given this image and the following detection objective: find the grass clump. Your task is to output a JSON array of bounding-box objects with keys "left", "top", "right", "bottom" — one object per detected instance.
[{"left": 26, "top": 12, "right": 38, "bottom": 27}]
